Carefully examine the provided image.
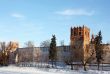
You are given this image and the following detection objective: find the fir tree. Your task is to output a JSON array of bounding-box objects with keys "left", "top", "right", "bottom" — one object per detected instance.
[
  {"left": 49, "top": 35, "right": 57, "bottom": 68},
  {"left": 94, "top": 31, "right": 103, "bottom": 70}
]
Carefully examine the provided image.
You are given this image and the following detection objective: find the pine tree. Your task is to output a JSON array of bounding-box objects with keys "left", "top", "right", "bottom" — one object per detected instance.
[
  {"left": 49, "top": 35, "right": 57, "bottom": 68},
  {"left": 94, "top": 31, "right": 103, "bottom": 70}
]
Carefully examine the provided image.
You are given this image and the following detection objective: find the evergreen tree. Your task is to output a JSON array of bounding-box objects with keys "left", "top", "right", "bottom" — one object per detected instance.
[
  {"left": 49, "top": 35, "right": 57, "bottom": 68},
  {"left": 94, "top": 31, "right": 103, "bottom": 70}
]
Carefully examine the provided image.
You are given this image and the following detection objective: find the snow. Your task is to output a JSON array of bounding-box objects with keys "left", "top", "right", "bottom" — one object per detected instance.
[{"left": 0, "top": 66, "right": 109, "bottom": 74}]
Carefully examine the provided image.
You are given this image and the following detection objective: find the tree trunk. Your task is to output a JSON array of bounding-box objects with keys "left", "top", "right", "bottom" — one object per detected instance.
[
  {"left": 52, "top": 61, "right": 53, "bottom": 68},
  {"left": 98, "top": 62, "right": 100, "bottom": 70},
  {"left": 55, "top": 61, "right": 57, "bottom": 68},
  {"left": 71, "top": 64, "right": 73, "bottom": 70},
  {"left": 84, "top": 64, "right": 87, "bottom": 71},
  {"left": 102, "top": 63, "right": 103, "bottom": 70}
]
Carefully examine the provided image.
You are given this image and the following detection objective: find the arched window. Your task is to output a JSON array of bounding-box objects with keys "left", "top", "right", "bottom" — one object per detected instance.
[
  {"left": 79, "top": 32, "right": 81, "bottom": 35},
  {"left": 85, "top": 32, "right": 86, "bottom": 35},
  {"left": 88, "top": 32, "right": 89, "bottom": 37},
  {"left": 74, "top": 31, "right": 77, "bottom": 36}
]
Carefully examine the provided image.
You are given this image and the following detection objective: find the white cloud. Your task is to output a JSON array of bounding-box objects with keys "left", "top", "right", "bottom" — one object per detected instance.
[
  {"left": 11, "top": 13, "right": 24, "bottom": 19},
  {"left": 56, "top": 9, "right": 95, "bottom": 16}
]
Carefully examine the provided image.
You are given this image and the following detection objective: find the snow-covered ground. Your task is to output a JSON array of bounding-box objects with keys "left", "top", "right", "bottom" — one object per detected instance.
[{"left": 0, "top": 66, "right": 109, "bottom": 74}]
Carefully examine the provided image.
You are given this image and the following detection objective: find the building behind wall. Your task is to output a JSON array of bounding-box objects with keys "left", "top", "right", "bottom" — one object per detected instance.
[
  {"left": 15, "top": 47, "right": 42, "bottom": 64},
  {"left": 8, "top": 25, "right": 110, "bottom": 65},
  {"left": 14, "top": 46, "right": 70, "bottom": 65}
]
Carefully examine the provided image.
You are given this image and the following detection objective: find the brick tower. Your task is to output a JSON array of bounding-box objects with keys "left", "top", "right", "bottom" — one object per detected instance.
[{"left": 70, "top": 25, "right": 90, "bottom": 62}]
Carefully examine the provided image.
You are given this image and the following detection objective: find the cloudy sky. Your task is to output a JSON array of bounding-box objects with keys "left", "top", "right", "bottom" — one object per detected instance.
[{"left": 0, "top": 0, "right": 109, "bottom": 47}]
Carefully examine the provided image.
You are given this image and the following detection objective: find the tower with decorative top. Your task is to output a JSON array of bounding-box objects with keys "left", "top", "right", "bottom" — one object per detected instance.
[{"left": 70, "top": 25, "right": 90, "bottom": 62}]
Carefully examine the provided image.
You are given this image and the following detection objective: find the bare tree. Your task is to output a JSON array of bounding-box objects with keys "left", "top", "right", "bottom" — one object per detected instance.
[
  {"left": 0, "top": 42, "right": 7, "bottom": 65},
  {"left": 0, "top": 41, "right": 19, "bottom": 66},
  {"left": 68, "top": 40, "right": 83, "bottom": 70},
  {"left": 24, "top": 41, "right": 35, "bottom": 48},
  {"left": 81, "top": 45, "right": 95, "bottom": 71},
  {"left": 65, "top": 39, "right": 95, "bottom": 71},
  {"left": 60, "top": 40, "right": 65, "bottom": 46},
  {"left": 6, "top": 41, "right": 19, "bottom": 52},
  {"left": 33, "top": 48, "right": 41, "bottom": 62},
  {"left": 0, "top": 42, "right": 6, "bottom": 51},
  {"left": 40, "top": 40, "right": 50, "bottom": 47}
]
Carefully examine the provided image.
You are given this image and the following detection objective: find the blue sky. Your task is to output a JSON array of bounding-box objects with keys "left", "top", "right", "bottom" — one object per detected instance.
[{"left": 0, "top": 0, "right": 110, "bottom": 47}]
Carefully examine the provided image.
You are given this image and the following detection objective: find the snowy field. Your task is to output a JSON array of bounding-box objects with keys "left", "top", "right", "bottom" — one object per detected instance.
[{"left": 0, "top": 66, "right": 109, "bottom": 74}]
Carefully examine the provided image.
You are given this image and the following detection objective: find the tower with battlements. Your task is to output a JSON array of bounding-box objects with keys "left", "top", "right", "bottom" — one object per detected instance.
[{"left": 70, "top": 25, "right": 90, "bottom": 62}]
